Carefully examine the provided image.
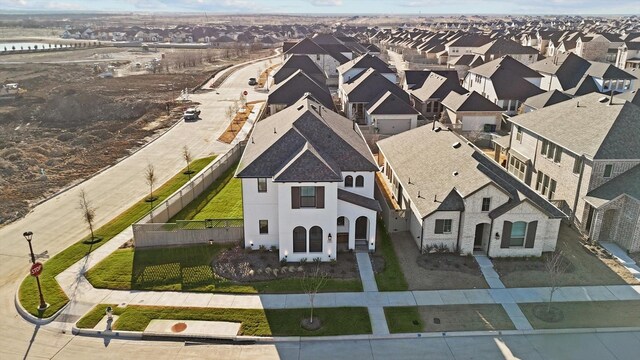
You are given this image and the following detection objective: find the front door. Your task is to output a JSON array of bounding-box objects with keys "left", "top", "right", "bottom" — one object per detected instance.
[
  {"left": 355, "top": 217, "right": 368, "bottom": 240},
  {"left": 474, "top": 224, "right": 484, "bottom": 250}
]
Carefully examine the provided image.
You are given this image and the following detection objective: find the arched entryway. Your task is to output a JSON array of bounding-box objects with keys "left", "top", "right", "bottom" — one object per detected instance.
[
  {"left": 355, "top": 216, "right": 369, "bottom": 240},
  {"left": 337, "top": 216, "right": 350, "bottom": 251},
  {"left": 474, "top": 223, "right": 491, "bottom": 252}
]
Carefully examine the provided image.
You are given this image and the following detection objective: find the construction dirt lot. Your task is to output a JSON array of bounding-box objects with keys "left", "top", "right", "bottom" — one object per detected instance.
[{"left": 0, "top": 45, "right": 272, "bottom": 226}]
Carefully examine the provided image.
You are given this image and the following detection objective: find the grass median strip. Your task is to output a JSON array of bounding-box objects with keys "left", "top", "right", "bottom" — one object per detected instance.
[
  {"left": 86, "top": 244, "right": 362, "bottom": 293},
  {"left": 77, "top": 304, "right": 371, "bottom": 336},
  {"left": 375, "top": 221, "right": 408, "bottom": 291},
  {"left": 19, "top": 156, "right": 216, "bottom": 318},
  {"left": 519, "top": 301, "right": 640, "bottom": 329},
  {"left": 386, "top": 305, "right": 515, "bottom": 333}
]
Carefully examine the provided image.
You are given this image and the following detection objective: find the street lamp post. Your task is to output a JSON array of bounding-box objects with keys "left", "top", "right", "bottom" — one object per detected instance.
[{"left": 23, "top": 231, "right": 48, "bottom": 311}]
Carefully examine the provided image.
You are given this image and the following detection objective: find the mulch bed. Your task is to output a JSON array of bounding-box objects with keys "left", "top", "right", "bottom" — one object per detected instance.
[{"left": 212, "top": 246, "right": 383, "bottom": 282}]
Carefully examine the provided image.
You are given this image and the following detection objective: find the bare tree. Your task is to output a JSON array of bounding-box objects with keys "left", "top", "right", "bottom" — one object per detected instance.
[
  {"left": 145, "top": 163, "right": 157, "bottom": 203},
  {"left": 300, "top": 264, "right": 329, "bottom": 324},
  {"left": 545, "top": 249, "right": 569, "bottom": 313},
  {"left": 182, "top": 145, "right": 193, "bottom": 178},
  {"left": 79, "top": 189, "right": 97, "bottom": 241}
]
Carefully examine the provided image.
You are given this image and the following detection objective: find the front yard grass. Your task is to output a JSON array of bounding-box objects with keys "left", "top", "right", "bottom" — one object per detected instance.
[
  {"left": 493, "top": 224, "right": 639, "bottom": 288},
  {"left": 519, "top": 301, "right": 640, "bottom": 329},
  {"left": 18, "top": 156, "right": 216, "bottom": 318},
  {"left": 77, "top": 304, "right": 371, "bottom": 336},
  {"left": 169, "top": 162, "right": 242, "bottom": 221},
  {"left": 86, "top": 244, "right": 362, "bottom": 293},
  {"left": 374, "top": 221, "right": 408, "bottom": 291},
  {"left": 386, "top": 305, "right": 515, "bottom": 333}
]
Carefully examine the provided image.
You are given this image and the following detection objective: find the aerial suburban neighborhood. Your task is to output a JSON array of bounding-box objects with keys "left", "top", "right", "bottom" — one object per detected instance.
[{"left": 1, "top": 2, "right": 640, "bottom": 359}]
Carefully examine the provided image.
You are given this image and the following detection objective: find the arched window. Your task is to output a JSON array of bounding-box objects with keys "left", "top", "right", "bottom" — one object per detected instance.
[
  {"left": 345, "top": 175, "right": 353, "bottom": 187},
  {"left": 293, "top": 226, "right": 307, "bottom": 252},
  {"left": 355, "top": 175, "right": 364, "bottom": 187},
  {"left": 309, "top": 226, "right": 323, "bottom": 252}
]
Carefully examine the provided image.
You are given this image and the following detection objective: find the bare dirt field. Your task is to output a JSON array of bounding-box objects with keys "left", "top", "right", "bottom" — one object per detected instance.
[
  {"left": 390, "top": 232, "right": 489, "bottom": 290},
  {"left": 493, "top": 224, "right": 640, "bottom": 288},
  {"left": 420, "top": 304, "right": 515, "bottom": 332},
  {"left": 0, "top": 46, "right": 270, "bottom": 226}
]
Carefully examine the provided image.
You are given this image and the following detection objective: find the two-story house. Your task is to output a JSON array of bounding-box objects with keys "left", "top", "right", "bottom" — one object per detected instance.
[
  {"left": 337, "top": 53, "right": 396, "bottom": 88},
  {"left": 409, "top": 72, "right": 467, "bottom": 120},
  {"left": 236, "top": 95, "right": 381, "bottom": 262},
  {"left": 266, "top": 70, "right": 334, "bottom": 115},
  {"left": 504, "top": 93, "right": 640, "bottom": 251},
  {"left": 463, "top": 55, "right": 544, "bottom": 116},
  {"left": 376, "top": 122, "right": 564, "bottom": 257}
]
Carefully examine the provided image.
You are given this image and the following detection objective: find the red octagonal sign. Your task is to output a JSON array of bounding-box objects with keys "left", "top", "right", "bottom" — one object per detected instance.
[
  {"left": 30, "top": 262, "right": 43, "bottom": 277},
  {"left": 243, "top": 90, "right": 248, "bottom": 96}
]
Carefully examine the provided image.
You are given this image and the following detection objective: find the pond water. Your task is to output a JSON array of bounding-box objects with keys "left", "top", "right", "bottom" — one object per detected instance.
[{"left": 0, "top": 42, "right": 72, "bottom": 51}]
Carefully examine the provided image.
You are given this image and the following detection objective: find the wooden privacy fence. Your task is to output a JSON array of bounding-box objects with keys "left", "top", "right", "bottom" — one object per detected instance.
[{"left": 133, "top": 219, "right": 243, "bottom": 248}]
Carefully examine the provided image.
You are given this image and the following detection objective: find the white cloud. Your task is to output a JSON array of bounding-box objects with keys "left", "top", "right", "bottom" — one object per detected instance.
[{"left": 309, "top": 0, "right": 343, "bottom": 6}]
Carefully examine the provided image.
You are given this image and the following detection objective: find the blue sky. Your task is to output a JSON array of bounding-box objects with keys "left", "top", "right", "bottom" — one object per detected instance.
[{"left": 1, "top": 0, "right": 638, "bottom": 14}]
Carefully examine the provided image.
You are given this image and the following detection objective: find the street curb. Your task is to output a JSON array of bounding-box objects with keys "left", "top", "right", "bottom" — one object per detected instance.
[
  {"left": 69, "top": 324, "right": 640, "bottom": 343},
  {"left": 14, "top": 289, "right": 69, "bottom": 326}
]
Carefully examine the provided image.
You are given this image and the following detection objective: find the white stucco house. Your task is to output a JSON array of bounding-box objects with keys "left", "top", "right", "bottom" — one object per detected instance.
[
  {"left": 376, "top": 123, "right": 565, "bottom": 257},
  {"left": 236, "top": 95, "right": 381, "bottom": 262}
]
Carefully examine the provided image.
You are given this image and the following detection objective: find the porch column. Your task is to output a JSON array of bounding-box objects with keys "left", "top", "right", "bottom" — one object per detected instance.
[
  {"left": 349, "top": 218, "right": 356, "bottom": 250},
  {"left": 368, "top": 216, "right": 377, "bottom": 251}
]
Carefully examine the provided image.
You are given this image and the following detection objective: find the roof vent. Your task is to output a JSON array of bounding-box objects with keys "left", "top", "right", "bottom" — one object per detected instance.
[
  {"left": 296, "top": 105, "right": 304, "bottom": 111},
  {"left": 452, "top": 142, "right": 461, "bottom": 149},
  {"left": 303, "top": 92, "right": 311, "bottom": 97},
  {"left": 434, "top": 127, "right": 442, "bottom": 132},
  {"left": 452, "top": 171, "right": 459, "bottom": 176},
  {"left": 598, "top": 96, "right": 609, "bottom": 103}
]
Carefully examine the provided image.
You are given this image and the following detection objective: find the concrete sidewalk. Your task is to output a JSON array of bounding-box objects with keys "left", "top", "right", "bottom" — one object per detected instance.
[{"left": 601, "top": 242, "right": 640, "bottom": 281}]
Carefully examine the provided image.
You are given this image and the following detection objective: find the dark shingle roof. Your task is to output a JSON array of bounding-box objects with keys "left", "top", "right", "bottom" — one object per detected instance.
[
  {"left": 338, "top": 189, "right": 382, "bottom": 212},
  {"left": 474, "top": 38, "right": 539, "bottom": 56},
  {"left": 273, "top": 54, "right": 325, "bottom": 85},
  {"left": 337, "top": 53, "right": 394, "bottom": 75},
  {"left": 342, "top": 68, "right": 410, "bottom": 104},
  {"left": 285, "top": 37, "right": 327, "bottom": 55},
  {"left": 268, "top": 70, "right": 334, "bottom": 109},
  {"left": 469, "top": 55, "right": 541, "bottom": 79},
  {"left": 585, "top": 164, "right": 640, "bottom": 208},
  {"left": 524, "top": 90, "right": 571, "bottom": 110},
  {"left": 366, "top": 91, "right": 420, "bottom": 115},
  {"left": 237, "top": 96, "right": 378, "bottom": 180},
  {"left": 442, "top": 90, "right": 503, "bottom": 112},
  {"left": 410, "top": 72, "right": 466, "bottom": 101}
]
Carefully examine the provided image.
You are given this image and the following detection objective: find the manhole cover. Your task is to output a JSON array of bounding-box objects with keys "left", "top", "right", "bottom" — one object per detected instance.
[
  {"left": 433, "top": 318, "right": 440, "bottom": 324},
  {"left": 171, "top": 322, "right": 188, "bottom": 333}
]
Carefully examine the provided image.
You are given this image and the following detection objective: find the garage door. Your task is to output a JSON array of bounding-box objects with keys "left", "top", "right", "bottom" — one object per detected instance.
[
  {"left": 461, "top": 115, "right": 497, "bottom": 131},
  {"left": 377, "top": 118, "right": 412, "bottom": 134}
]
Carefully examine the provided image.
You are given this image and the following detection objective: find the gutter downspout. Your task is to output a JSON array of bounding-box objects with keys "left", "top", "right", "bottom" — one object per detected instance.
[
  {"left": 487, "top": 218, "right": 495, "bottom": 257},
  {"left": 570, "top": 155, "right": 586, "bottom": 227},
  {"left": 455, "top": 211, "right": 463, "bottom": 253},
  {"left": 420, "top": 214, "right": 427, "bottom": 253}
]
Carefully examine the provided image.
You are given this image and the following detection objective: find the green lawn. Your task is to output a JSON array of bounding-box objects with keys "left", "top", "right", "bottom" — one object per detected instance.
[
  {"left": 385, "top": 306, "right": 423, "bottom": 333},
  {"left": 18, "top": 156, "right": 216, "bottom": 318},
  {"left": 86, "top": 244, "right": 362, "bottom": 293},
  {"left": 170, "top": 163, "right": 242, "bottom": 221},
  {"left": 77, "top": 304, "right": 371, "bottom": 336},
  {"left": 375, "top": 220, "right": 408, "bottom": 291}
]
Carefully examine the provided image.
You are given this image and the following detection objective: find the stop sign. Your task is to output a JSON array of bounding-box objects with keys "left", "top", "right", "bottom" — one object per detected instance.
[
  {"left": 30, "top": 262, "right": 43, "bottom": 277},
  {"left": 243, "top": 90, "right": 248, "bottom": 96}
]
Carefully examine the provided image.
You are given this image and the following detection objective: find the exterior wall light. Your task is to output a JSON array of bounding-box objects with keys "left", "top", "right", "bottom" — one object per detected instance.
[
  {"left": 328, "top": 233, "right": 332, "bottom": 243},
  {"left": 495, "top": 232, "right": 500, "bottom": 240}
]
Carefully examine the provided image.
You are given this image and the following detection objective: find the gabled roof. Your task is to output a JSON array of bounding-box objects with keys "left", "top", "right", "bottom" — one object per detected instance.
[
  {"left": 237, "top": 96, "right": 378, "bottom": 180},
  {"left": 564, "top": 75, "right": 600, "bottom": 97},
  {"left": 272, "top": 54, "right": 325, "bottom": 85},
  {"left": 530, "top": 52, "right": 592, "bottom": 90},
  {"left": 585, "top": 164, "right": 640, "bottom": 208},
  {"left": 442, "top": 90, "right": 502, "bottom": 112},
  {"left": 268, "top": 70, "right": 333, "bottom": 109},
  {"left": 587, "top": 62, "right": 637, "bottom": 80},
  {"left": 366, "top": 91, "right": 420, "bottom": 115},
  {"left": 342, "top": 68, "right": 410, "bottom": 104},
  {"left": 469, "top": 55, "right": 542, "bottom": 79},
  {"left": 410, "top": 72, "right": 467, "bottom": 101},
  {"left": 474, "top": 38, "right": 539, "bottom": 56},
  {"left": 337, "top": 53, "right": 394, "bottom": 75},
  {"left": 524, "top": 90, "right": 571, "bottom": 110},
  {"left": 510, "top": 93, "right": 640, "bottom": 160},
  {"left": 377, "top": 123, "right": 564, "bottom": 219},
  {"left": 285, "top": 37, "right": 327, "bottom": 55},
  {"left": 448, "top": 33, "right": 492, "bottom": 47},
  {"left": 338, "top": 189, "right": 382, "bottom": 212}
]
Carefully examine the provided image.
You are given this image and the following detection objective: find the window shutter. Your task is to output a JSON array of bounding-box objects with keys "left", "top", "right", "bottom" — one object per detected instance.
[
  {"left": 291, "top": 187, "right": 300, "bottom": 209},
  {"left": 525, "top": 221, "right": 538, "bottom": 248},
  {"left": 501, "top": 221, "right": 512, "bottom": 248},
  {"left": 316, "top": 186, "right": 324, "bottom": 208}
]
